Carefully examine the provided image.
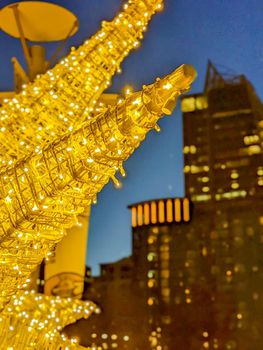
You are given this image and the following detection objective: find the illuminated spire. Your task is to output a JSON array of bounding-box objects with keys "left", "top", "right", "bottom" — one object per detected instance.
[
  {"left": 0, "top": 0, "right": 163, "bottom": 164},
  {"left": 0, "top": 64, "right": 196, "bottom": 308}
]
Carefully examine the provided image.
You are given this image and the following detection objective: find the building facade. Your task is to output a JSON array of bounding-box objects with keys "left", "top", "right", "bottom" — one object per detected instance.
[
  {"left": 129, "top": 197, "right": 193, "bottom": 349},
  {"left": 180, "top": 61, "right": 263, "bottom": 350},
  {"left": 67, "top": 257, "right": 144, "bottom": 349}
]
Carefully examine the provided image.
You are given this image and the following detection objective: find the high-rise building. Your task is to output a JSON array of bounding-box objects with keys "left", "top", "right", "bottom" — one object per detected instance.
[
  {"left": 129, "top": 197, "right": 193, "bottom": 349},
  {"left": 182, "top": 60, "right": 263, "bottom": 203},
  {"left": 67, "top": 197, "right": 193, "bottom": 349},
  {"left": 180, "top": 61, "right": 263, "bottom": 350}
]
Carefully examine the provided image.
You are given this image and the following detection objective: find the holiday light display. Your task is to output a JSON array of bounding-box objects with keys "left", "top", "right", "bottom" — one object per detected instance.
[
  {"left": 0, "top": 64, "right": 196, "bottom": 310},
  {"left": 0, "top": 0, "right": 166, "bottom": 309},
  {"left": 0, "top": 290, "right": 96, "bottom": 349},
  {"left": 0, "top": 0, "right": 197, "bottom": 347}
]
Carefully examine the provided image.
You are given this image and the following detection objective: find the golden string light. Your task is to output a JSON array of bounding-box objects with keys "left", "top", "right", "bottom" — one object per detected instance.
[
  {"left": 0, "top": 65, "right": 196, "bottom": 309},
  {"left": 0, "top": 0, "right": 166, "bottom": 310},
  {"left": 0, "top": 0, "right": 163, "bottom": 164},
  {"left": 0, "top": 290, "right": 96, "bottom": 349},
  {"left": 0, "top": 0, "right": 197, "bottom": 347}
]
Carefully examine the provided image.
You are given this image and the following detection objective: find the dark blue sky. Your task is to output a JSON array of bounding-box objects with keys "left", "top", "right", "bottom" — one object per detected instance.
[{"left": 0, "top": 1, "right": 262, "bottom": 275}]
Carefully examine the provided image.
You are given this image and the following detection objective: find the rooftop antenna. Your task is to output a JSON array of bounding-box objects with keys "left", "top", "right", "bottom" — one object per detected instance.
[{"left": 0, "top": 1, "right": 79, "bottom": 93}]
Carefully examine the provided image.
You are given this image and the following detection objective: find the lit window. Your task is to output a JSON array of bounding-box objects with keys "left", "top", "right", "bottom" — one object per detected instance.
[
  {"left": 184, "top": 146, "right": 189, "bottom": 154},
  {"left": 158, "top": 200, "right": 165, "bottom": 223},
  {"left": 196, "top": 96, "right": 208, "bottom": 110},
  {"left": 148, "top": 279, "right": 157, "bottom": 288},
  {"left": 184, "top": 165, "right": 190, "bottom": 173},
  {"left": 189, "top": 165, "right": 210, "bottom": 174},
  {"left": 166, "top": 199, "right": 173, "bottom": 223},
  {"left": 203, "top": 341, "right": 209, "bottom": 349},
  {"left": 231, "top": 182, "right": 239, "bottom": 189},
  {"left": 192, "top": 194, "right": 211, "bottom": 202},
  {"left": 202, "top": 247, "right": 208, "bottom": 256},
  {"left": 131, "top": 207, "right": 137, "bottom": 227},
  {"left": 184, "top": 145, "right": 197, "bottom": 154},
  {"left": 160, "top": 244, "right": 169, "bottom": 251},
  {"left": 161, "top": 235, "right": 170, "bottom": 243},
  {"left": 137, "top": 205, "right": 143, "bottom": 226},
  {"left": 151, "top": 202, "right": 157, "bottom": 224},
  {"left": 148, "top": 235, "right": 156, "bottom": 245},
  {"left": 147, "top": 297, "right": 155, "bottom": 306},
  {"left": 144, "top": 203, "right": 150, "bottom": 225},
  {"left": 244, "top": 134, "right": 259, "bottom": 145},
  {"left": 248, "top": 145, "right": 261, "bottom": 155},
  {"left": 181, "top": 97, "right": 195, "bottom": 112},
  {"left": 174, "top": 198, "right": 181, "bottom": 222},
  {"left": 183, "top": 198, "right": 190, "bottom": 222},
  {"left": 231, "top": 171, "right": 239, "bottom": 179},
  {"left": 148, "top": 270, "right": 156, "bottom": 278},
  {"left": 202, "top": 186, "right": 210, "bottom": 193},
  {"left": 151, "top": 227, "right": 159, "bottom": 234},
  {"left": 147, "top": 252, "right": 157, "bottom": 262},
  {"left": 201, "top": 177, "right": 209, "bottom": 183}
]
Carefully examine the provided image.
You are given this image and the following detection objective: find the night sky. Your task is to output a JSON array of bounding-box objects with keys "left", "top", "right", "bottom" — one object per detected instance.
[{"left": 0, "top": 0, "right": 262, "bottom": 275}]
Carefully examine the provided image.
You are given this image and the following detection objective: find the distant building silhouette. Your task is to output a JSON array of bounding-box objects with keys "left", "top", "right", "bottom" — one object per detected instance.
[
  {"left": 181, "top": 60, "right": 263, "bottom": 349},
  {"left": 67, "top": 257, "right": 143, "bottom": 349}
]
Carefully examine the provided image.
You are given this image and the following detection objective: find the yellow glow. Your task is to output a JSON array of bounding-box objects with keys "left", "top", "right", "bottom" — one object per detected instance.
[
  {"left": 174, "top": 198, "right": 181, "bottom": 222},
  {"left": 231, "top": 182, "right": 239, "bottom": 189},
  {"left": 181, "top": 97, "right": 195, "bottom": 112},
  {"left": 158, "top": 200, "right": 165, "bottom": 223},
  {"left": 144, "top": 203, "right": 150, "bottom": 225},
  {"left": 0, "top": 63, "right": 195, "bottom": 309},
  {"left": 148, "top": 279, "right": 156, "bottom": 288},
  {"left": 147, "top": 297, "right": 155, "bottom": 306},
  {"left": 151, "top": 202, "right": 157, "bottom": 224},
  {"left": 138, "top": 205, "right": 143, "bottom": 226},
  {"left": 131, "top": 207, "right": 137, "bottom": 227},
  {"left": 0, "top": 0, "right": 196, "bottom": 312},
  {"left": 0, "top": 0, "right": 197, "bottom": 346},
  {"left": 183, "top": 198, "right": 190, "bottom": 222},
  {"left": 166, "top": 199, "right": 173, "bottom": 223},
  {"left": 0, "top": 291, "right": 95, "bottom": 349}
]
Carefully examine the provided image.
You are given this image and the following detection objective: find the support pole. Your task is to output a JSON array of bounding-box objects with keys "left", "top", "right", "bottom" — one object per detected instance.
[{"left": 10, "top": 4, "right": 32, "bottom": 71}]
